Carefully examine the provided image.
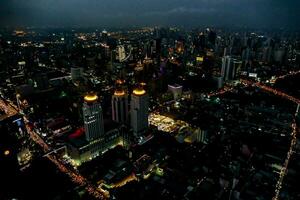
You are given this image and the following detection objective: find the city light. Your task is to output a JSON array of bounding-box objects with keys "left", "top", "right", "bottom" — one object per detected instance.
[
  {"left": 114, "top": 90, "right": 126, "bottom": 96},
  {"left": 84, "top": 94, "right": 99, "bottom": 102},
  {"left": 1, "top": 20, "right": 299, "bottom": 200},
  {"left": 133, "top": 88, "right": 146, "bottom": 96},
  {"left": 4, "top": 150, "right": 10, "bottom": 156},
  {"left": 0, "top": 100, "right": 106, "bottom": 199},
  {"left": 149, "top": 113, "right": 190, "bottom": 133}
]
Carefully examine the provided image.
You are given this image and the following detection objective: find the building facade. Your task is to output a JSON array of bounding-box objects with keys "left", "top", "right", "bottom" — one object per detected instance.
[
  {"left": 112, "top": 89, "right": 129, "bottom": 124},
  {"left": 130, "top": 88, "right": 149, "bottom": 136},
  {"left": 82, "top": 94, "right": 104, "bottom": 141}
]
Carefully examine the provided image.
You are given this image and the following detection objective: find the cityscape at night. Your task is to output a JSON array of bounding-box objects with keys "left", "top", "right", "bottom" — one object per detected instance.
[{"left": 0, "top": 1, "right": 300, "bottom": 200}]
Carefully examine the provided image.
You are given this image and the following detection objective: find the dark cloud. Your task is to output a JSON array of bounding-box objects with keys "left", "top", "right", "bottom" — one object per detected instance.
[{"left": 0, "top": 0, "right": 299, "bottom": 28}]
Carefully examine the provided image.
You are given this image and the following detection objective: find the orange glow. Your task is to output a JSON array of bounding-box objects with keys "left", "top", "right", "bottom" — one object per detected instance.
[
  {"left": 4, "top": 150, "right": 10, "bottom": 156},
  {"left": 84, "top": 94, "right": 98, "bottom": 102},
  {"left": 114, "top": 90, "right": 126, "bottom": 96},
  {"left": 133, "top": 88, "right": 146, "bottom": 96},
  {"left": 116, "top": 79, "right": 125, "bottom": 85}
]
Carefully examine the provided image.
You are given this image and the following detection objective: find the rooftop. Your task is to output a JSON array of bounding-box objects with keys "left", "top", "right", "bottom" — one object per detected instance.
[{"left": 84, "top": 93, "right": 98, "bottom": 102}]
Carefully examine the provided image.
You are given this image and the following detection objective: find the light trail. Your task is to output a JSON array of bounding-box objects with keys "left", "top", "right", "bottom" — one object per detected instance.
[
  {"left": 240, "top": 79, "right": 300, "bottom": 200},
  {"left": 1, "top": 100, "right": 106, "bottom": 199},
  {"left": 241, "top": 79, "right": 300, "bottom": 105},
  {"left": 272, "top": 118, "right": 298, "bottom": 200},
  {"left": 0, "top": 99, "right": 18, "bottom": 118},
  {"left": 274, "top": 70, "right": 300, "bottom": 82},
  {"left": 24, "top": 120, "right": 106, "bottom": 199},
  {"left": 207, "top": 86, "right": 235, "bottom": 97}
]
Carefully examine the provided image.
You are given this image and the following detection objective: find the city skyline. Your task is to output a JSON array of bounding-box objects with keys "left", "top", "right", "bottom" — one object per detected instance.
[{"left": 0, "top": 1, "right": 299, "bottom": 199}]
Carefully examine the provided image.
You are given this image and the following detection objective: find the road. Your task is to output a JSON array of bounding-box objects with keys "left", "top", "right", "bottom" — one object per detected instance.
[
  {"left": 272, "top": 115, "right": 298, "bottom": 200},
  {"left": 239, "top": 79, "right": 299, "bottom": 200},
  {"left": 0, "top": 98, "right": 18, "bottom": 120},
  {"left": 241, "top": 79, "right": 300, "bottom": 105},
  {"left": 1, "top": 99, "right": 106, "bottom": 199}
]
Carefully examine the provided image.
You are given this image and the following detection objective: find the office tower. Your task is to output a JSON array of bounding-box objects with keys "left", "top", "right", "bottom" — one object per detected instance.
[
  {"left": 112, "top": 88, "right": 128, "bottom": 124},
  {"left": 233, "top": 59, "right": 242, "bottom": 78},
  {"left": 262, "top": 47, "right": 273, "bottom": 63},
  {"left": 221, "top": 56, "right": 241, "bottom": 81},
  {"left": 213, "top": 76, "right": 224, "bottom": 89},
  {"left": 130, "top": 87, "right": 149, "bottom": 136},
  {"left": 168, "top": 84, "right": 183, "bottom": 100},
  {"left": 117, "top": 45, "right": 126, "bottom": 62},
  {"left": 221, "top": 56, "right": 233, "bottom": 81},
  {"left": 34, "top": 73, "right": 49, "bottom": 90},
  {"left": 82, "top": 93, "right": 104, "bottom": 141},
  {"left": 274, "top": 48, "right": 286, "bottom": 64},
  {"left": 101, "top": 29, "right": 108, "bottom": 43},
  {"left": 242, "top": 48, "right": 251, "bottom": 61},
  {"left": 208, "top": 29, "right": 217, "bottom": 45},
  {"left": 71, "top": 67, "right": 83, "bottom": 80}
]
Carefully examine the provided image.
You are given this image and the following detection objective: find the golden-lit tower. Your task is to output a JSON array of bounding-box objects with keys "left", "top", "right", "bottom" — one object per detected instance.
[
  {"left": 130, "top": 84, "right": 149, "bottom": 136},
  {"left": 112, "top": 85, "right": 129, "bottom": 124},
  {"left": 82, "top": 93, "right": 104, "bottom": 141}
]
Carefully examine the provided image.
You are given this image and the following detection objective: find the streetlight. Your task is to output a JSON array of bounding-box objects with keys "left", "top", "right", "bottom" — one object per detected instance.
[{"left": 4, "top": 150, "right": 10, "bottom": 156}]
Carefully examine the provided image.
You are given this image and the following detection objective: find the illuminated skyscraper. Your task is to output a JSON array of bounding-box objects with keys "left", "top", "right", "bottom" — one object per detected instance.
[
  {"left": 112, "top": 89, "right": 128, "bottom": 124},
  {"left": 130, "top": 87, "right": 149, "bottom": 136},
  {"left": 82, "top": 93, "right": 104, "bottom": 141},
  {"left": 117, "top": 45, "right": 126, "bottom": 62}
]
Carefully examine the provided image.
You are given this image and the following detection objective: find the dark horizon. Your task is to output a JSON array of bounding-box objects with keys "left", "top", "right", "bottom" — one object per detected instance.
[{"left": 0, "top": 0, "right": 299, "bottom": 29}]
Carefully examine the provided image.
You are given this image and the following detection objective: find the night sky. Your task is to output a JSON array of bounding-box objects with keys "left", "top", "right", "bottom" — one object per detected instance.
[{"left": 0, "top": 0, "right": 299, "bottom": 28}]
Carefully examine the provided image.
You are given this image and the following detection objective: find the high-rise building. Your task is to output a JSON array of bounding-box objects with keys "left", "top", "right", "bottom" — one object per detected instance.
[
  {"left": 82, "top": 93, "right": 104, "bottom": 141},
  {"left": 193, "top": 128, "right": 209, "bottom": 144},
  {"left": 112, "top": 89, "right": 128, "bottom": 124},
  {"left": 168, "top": 84, "right": 183, "bottom": 100},
  {"left": 221, "top": 56, "right": 233, "bottom": 81},
  {"left": 221, "top": 56, "right": 241, "bottom": 81},
  {"left": 117, "top": 45, "right": 126, "bottom": 62},
  {"left": 71, "top": 67, "right": 83, "bottom": 80},
  {"left": 130, "top": 87, "right": 149, "bottom": 136}
]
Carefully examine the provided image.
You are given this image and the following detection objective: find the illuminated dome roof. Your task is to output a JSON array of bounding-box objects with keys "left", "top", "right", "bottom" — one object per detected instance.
[
  {"left": 133, "top": 88, "right": 146, "bottom": 96},
  {"left": 84, "top": 93, "right": 98, "bottom": 102},
  {"left": 114, "top": 89, "right": 126, "bottom": 96}
]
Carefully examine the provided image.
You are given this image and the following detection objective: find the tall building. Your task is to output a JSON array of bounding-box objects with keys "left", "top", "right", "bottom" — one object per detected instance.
[
  {"left": 71, "top": 67, "right": 83, "bottom": 81},
  {"left": 117, "top": 45, "right": 126, "bottom": 62},
  {"left": 221, "top": 56, "right": 240, "bottom": 81},
  {"left": 168, "top": 84, "right": 183, "bottom": 100},
  {"left": 130, "top": 87, "right": 149, "bottom": 136},
  {"left": 112, "top": 89, "right": 128, "bottom": 124},
  {"left": 82, "top": 93, "right": 104, "bottom": 141}
]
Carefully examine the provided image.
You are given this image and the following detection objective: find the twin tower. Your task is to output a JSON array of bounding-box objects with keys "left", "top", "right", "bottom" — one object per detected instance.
[
  {"left": 83, "top": 83, "right": 149, "bottom": 144},
  {"left": 112, "top": 85, "right": 149, "bottom": 136}
]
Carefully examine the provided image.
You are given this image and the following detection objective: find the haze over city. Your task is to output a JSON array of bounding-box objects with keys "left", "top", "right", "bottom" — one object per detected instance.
[{"left": 0, "top": 0, "right": 299, "bottom": 28}]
